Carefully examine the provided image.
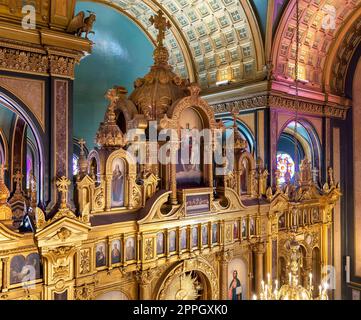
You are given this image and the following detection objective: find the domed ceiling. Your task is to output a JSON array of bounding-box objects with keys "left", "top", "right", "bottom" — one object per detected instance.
[
  {"left": 272, "top": 0, "right": 361, "bottom": 90},
  {"left": 92, "top": 0, "right": 265, "bottom": 89}
]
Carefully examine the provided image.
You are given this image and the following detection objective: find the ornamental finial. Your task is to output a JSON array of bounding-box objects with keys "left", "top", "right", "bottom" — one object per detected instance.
[
  {"left": 149, "top": 10, "right": 171, "bottom": 48},
  {"left": 56, "top": 176, "right": 71, "bottom": 209}
]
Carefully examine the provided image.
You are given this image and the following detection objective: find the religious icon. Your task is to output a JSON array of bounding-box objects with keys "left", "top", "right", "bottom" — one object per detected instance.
[
  {"left": 10, "top": 253, "right": 42, "bottom": 285},
  {"left": 212, "top": 224, "right": 218, "bottom": 244},
  {"left": 186, "top": 194, "right": 210, "bottom": 215},
  {"left": 312, "top": 208, "right": 320, "bottom": 222},
  {"left": 125, "top": 237, "right": 136, "bottom": 261},
  {"left": 241, "top": 219, "right": 247, "bottom": 238},
  {"left": 181, "top": 229, "right": 187, "bottom": 250},
  {"left": 202, "top": 225, "right": 208, "bottom": 246},
  {"left": 249, "top": 217, "right": 255, "bottom": 236},
  {"left": 111, "top": 158, "right": 125, "bottom": 207},
  {"left": 54, "top": 291, "right": 68, "bottom": 300},
  {"left": 279, "top": 213, "right": 286, "bottom": 229},
  {"left": 169, "top": 231, "right": 176, "bottom": 252},
  {"left": 228, "top": 270, "right": 243, "bottom": 300},
  {"left": 233, "top": 221, "right": 239, "bottom": 240},
  {"left": 192, "top": 227, "right": 198, "bottom": 248},
  {"left": 176, "top": 109, "right": 204, "bottom": 188},
  {"left": 157, "top": 233, "right": 164, "bottom": 255},
  {"left": 96, "top": 242, "right": 107, "bottom": 267},
  {"left": 111, "top": 240, "right": 121, "bottom": 264}
]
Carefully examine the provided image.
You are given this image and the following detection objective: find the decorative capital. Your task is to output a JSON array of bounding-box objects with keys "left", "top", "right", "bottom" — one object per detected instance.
[{"left": 136, "top": 268, "right": 157, "bottom": 286}]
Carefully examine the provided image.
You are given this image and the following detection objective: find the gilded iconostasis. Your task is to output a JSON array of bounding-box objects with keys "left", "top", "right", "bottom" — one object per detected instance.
[{"left": 0, "top": 0, "right": 360, "bottom": 303}]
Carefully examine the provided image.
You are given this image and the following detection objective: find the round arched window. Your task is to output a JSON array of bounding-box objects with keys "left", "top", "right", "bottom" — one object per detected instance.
[{"left": 277, "top": 153, "right": 295, "bottom": 184}]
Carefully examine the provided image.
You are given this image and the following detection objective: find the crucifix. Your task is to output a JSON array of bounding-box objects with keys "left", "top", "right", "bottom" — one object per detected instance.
[
  {"left": 56, "top": 176, "right": 71, "bottom": 209},
  {"left": 78, "top": 138, "right": 86, "bottom": 156},
  {"left": 149, "top": 10, "right": 171, "bottom": 47}
]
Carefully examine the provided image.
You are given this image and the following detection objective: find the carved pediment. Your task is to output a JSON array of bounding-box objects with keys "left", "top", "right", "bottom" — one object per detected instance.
[
  {"left": 270, "top": 193, "right": 289, "bottom": 212},
  {"left": 35, "top": 217, "right": 90, "bottom": 248},
  {"left": 0, "top": 222, "right": 24, "bottom": 242}
]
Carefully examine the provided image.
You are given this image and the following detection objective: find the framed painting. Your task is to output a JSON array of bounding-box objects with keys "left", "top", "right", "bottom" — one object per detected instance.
[{"left": 186, "top": 194, "right": 210, "bottom": 215}]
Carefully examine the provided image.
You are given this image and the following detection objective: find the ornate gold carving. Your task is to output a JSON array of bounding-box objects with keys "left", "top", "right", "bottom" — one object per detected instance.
[
  {"left": 144, "top": 238, "right": 154, "bottom": 261},
  {"left": 95, "top": 87, "right": 126, "bottom": 148},
  {"left": 74, "top": 283, "right": 95, "bottom": 300},
  {"left": 212, "top": 94, "right": 348, "bottom": 120},
  {"left": 0, "top": 42, "right": 84, "bottom": 79},
  {"left": 79, "top": 248, "right": 91, "bottom": 275},
  {"left": 67, "top": 11, "right": 96, "bottom": 39},
  {"left": 56, "top": 227, "right": 72, "bottom": 241}
]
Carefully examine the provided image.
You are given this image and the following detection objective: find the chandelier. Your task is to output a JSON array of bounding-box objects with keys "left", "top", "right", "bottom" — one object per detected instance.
[{"left": 253, "top": 239, "right": 329, "bottom": 300}]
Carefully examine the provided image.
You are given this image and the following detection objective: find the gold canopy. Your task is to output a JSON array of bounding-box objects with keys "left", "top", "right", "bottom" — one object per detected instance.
[{"left": 129, "top": 10, "right": 189, "bottom": 121}]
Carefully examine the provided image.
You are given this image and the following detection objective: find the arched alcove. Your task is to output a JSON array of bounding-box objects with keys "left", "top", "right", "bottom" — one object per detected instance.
[
  {"left": 277, "top": 119, "right": 321, "bottom": 183},
  {"left": 0, "top": 90, "right": 45, "bottom": 202}
]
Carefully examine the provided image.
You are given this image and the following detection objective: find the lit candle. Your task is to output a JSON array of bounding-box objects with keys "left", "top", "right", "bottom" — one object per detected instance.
[
  {"left": 267, "top": 273, "right": 271, "bottom": 285},
  {"left": 261, "top": 280, "right": 265, "bottom": 291},
  {"left": 309, "top": 273, "right": 313, "bottom": 287},
  {"left": 275, "top": 280, "right": 278, "bottom": 290},
  {"left": 289, "top": 272, "right": 292, "bottom": 284},
  {"left": 253, "top": 294, "right": 257, "bottom": 300},
  {"left": 319, "top": 285, "right": 322, "bottom": 295}
]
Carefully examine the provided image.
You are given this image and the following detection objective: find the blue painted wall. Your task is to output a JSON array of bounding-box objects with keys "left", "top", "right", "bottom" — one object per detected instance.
[
  {"left": 250, "top": 0, "right": 268, "bottom": 37},
  {"left": 73, "top": 2, "right": 154, "bottom": 149}
]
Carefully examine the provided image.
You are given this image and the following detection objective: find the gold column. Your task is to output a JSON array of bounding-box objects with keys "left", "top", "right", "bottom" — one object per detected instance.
[
  {"left": 136, "top": 269, "right": 156, "bottom": 300},
  {"left": 170, "top": 141, "right": 178, "bottom": 205},
  {"left": 252, "top": 243, "right": 265, "bottom": 295},
  {"left": 302, "top": 256, "right": 312, "bottom": 288},
  {"left": 1, "top": 257, "right": 9, "bottom": 292},
  {"left": 217, "top": 250, "right": 233, "bottom": 300}
]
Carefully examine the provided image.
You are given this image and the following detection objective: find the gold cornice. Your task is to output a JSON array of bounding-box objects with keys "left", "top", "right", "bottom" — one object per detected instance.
[{"left": 209, "top": 88, "right": 350, "bottom": 120}]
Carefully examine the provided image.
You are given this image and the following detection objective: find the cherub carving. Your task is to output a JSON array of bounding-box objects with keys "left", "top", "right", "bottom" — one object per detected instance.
[{"left": 67, "top": 11, "right": 96, "bottom": 40}]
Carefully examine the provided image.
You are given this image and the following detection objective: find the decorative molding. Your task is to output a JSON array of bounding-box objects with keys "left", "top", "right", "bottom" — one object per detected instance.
[
  {"left": 0, "top": 42, "right": 82, "bottom": 79},
  {"left": 0, "top": 76, "right": 45, "bottom": 130},
  {"left": 211, "top": 93, "right": 349, "bottom": 120}
]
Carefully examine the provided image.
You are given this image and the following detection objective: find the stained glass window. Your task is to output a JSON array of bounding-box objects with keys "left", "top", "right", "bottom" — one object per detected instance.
[
  {"left": 277, "top": 153, "right": 295, "bottom": 184},
  {"left": 73, "top": 154, "right": 79, "bottom": 176}
]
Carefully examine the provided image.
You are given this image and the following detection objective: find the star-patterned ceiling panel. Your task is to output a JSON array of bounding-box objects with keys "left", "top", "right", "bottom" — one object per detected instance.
[
  {"left": 273, "top": 0, "right": 361, "bottom": 89},
  {"left": 95, "top": 0, "right": 265, "bottom": 89}
]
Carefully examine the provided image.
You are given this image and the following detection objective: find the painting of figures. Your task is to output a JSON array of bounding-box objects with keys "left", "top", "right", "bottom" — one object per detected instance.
[
  {"left": 125, "top": 237, "right": 136, "bottom": 261},
  {"left": 228, "top": 258, "right": 248, "bottom": 300},
  {"left": 111, "top": 240, "right": 121, "bottom": 264},
  {"left": 111, "top": 158, "right": 125, "bottom": 207},
  {"left": 169, "top": 231, "right": 176, "bottom": 252},
  {"left": 96, "top": 242, "right": 107, "bottom": 267},
  {"left": 10, "top": 253, "right": 42, "bottom": 285},
  {"left": 186, "top": 194, "right": 210, "bottom": 215}
]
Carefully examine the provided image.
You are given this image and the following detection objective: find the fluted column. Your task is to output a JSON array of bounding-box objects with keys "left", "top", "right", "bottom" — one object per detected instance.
[
  {"left": 217, "top": 250, "right": 233, "bottom": 300},
  {"left": 252, "top": 243, "right": 265, "bottom": 295}
]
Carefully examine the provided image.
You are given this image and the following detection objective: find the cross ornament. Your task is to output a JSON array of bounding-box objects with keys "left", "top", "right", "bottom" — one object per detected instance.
[
  {"left": 149, "top": 10, "right": 171, "bottom": 47},
  {"left": 78, "top": 138, "right": 86, "bottom": 155},
  {"left": 56, "top": 176, "right": 71, "bottom": 209}
]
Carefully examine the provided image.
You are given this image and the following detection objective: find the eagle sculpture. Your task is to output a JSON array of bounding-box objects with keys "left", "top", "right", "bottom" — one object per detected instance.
[{"left": 67, "top": 11, "right": 96, "bottom": 40}]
